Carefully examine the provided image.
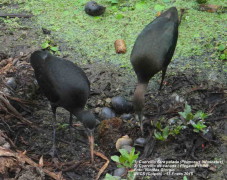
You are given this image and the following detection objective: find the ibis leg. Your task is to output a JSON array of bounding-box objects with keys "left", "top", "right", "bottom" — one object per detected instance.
[
  {"left": 69, "top": 112, "right": 73, "bottom": 143},
  {"left": 49, "top": 106, "right": 57, "bottom": 157},
  {"left": 159, "top": 67, "right": 167, "bottom": 91}
]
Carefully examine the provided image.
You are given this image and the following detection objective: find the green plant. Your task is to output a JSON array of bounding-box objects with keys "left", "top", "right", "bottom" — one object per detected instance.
[
  {"left": 107, "top": 0, "right": 119, "bottom": 5},
  {"left": 104, "top": 173, "right": 120, "bottom": 180},
  {"left": 218, "top": 44, "right": 226, "bottom": 60},
  {"left": 154, "top": 4, "right": 165, "bottom": 12},
  {"left": 104, "top": 171, "right": 135, "bottom": 180},
  {"left": 191, "top": 121, "right": 207, "bottom": 133},
  {"left": 154, "top": 121, "right": 184, "bottom": 141},
  {"left": 57, "top": 123, "right": 69, "bottom": 130},
  {"left": 169, "top": 125, "right": 184, "bottom": 135},
  {"left": 111, "top": 147, "right": 139, "bottom": 168},
  {"left": 179, "top": 103, "right": 208, "bottom": 122},
  {"left": 154, "top": 126, "right": 169, "bottom": 141},
  {"left": 179, "top": 103, "right": 209, "bottom": 133},
  {"left": 178, "top": 103, "right": 194, "bottom": 121},
  {"left": 183, "top": 176, "right": 188, "bottom": 180},
  {"left": 41, "top": 39, "right": 59, "bottom": 53},
  {"left": 196, "top": 0, "right": 207, "bottom": 4}
]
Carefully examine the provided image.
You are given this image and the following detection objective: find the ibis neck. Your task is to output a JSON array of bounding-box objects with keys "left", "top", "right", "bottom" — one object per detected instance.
[{"left": 133, "top": 83, "right": 148, "bottom": 113}]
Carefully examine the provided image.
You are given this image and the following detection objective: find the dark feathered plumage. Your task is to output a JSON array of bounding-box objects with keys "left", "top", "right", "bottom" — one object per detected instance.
[
  {"left": 30, "top": 50, "right": 96, "bottom": 162},
  {"left": 130, "top": 7, "right": 179, "bottom": 134}
]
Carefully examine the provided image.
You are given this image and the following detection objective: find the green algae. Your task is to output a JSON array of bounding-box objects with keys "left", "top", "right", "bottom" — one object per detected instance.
[{"left": 2, "top": 0, "right": 227, "bottom": 72}]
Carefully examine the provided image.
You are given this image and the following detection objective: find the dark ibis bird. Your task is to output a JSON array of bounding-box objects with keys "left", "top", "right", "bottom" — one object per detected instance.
[
  {"left": 130, "top": 7, "right": 179, "bottom": 134},
  {"left": 30, "top": 50, "right": 96, "bottom": 162}
]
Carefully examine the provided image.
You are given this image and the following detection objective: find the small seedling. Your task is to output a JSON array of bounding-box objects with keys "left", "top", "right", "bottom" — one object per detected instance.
[
  {"left": 111, "top": 147, "right": 140, "bottom": 168},
  {"left": 178, "top": 103, "right": 194, "bottom": 122},
  {"left": 178, "top": 103, "right": 209, "bottom": 133},
  {"left": 104, "top": 173, "right": 120, "bottom": 180},
  {"left": 178, "top": 103, "right": 209, "bottom": 122},
  {"left": 154, "top": 4, "right": 165, "bottom": 12},
  {"left": 191, "top": 121, "right": 207, "bottom": 133},
  {"left": 218, "top": 44, "right": 226, "bottom": 60},
  {"left": 57, "top": 123, "right": 69, "bottom": 130},
  {"left": 169, "top": 125, "right": 184, "bottom": 135},
  {"left": 154, "top": 121, "right": 184, "bottom": 141},
  {"left": 107, "top": 0, "right": 119, "bottom": 5},
  {"left": 41, "top": 39, "right": 59, "bottom": 54},
  {"left": 154, "top": 126, "right": 169, "bottom": 141}
]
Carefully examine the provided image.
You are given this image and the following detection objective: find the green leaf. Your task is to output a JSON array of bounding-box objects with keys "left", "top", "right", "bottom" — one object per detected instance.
[
  {"left": 193, "top": 129, "right": 200, "bottom": 133},
  {"left": 162, "top": 126, "right": 169, "bottom": 139},
  {"left": 107, "top": 0, "right": 119, "bottom": 5},
  {"left": 94, "top": 16, "right": 101, "bottom": 20},
  {"left": 186, "top": 113, "right": 194, "bottom": 121},
  {"left": 110, "top": 5, "right": 118, "bottom": 11},
  {"left": 111, "top": 155, "right": 120, "bottom": 163},
  {"left": 115, "top": 14, "right": 124, "bottom": 20},
  {"left": 194, "top": 111, "right": 202, "bottom": 119},
  {"left": 104, "top": 173, "right": 120, "bottom": 180},
  {"left": 50, "top": 46, "right": 59, "bottom": 52},
  {"left": 184, "top": 103, "right": 192, "bottom": 115},
  {"left": 218, "top": 44, "right": 225, "bottom": 51},
  {"left": 163, "top": 0, "right": 171, "bottom": 2},
  {"left": 41, "top": 41, "right": 50, "bottom": 49},
  {"left": 130, "top": 147, "right": 135, "bottom": 156},
  {"left": 183, "top": 176, "right": 188, "bottom": 180},
  {"left": 154, "top": 4, "right": 165, "bottom": 11},
  {"left": 220, "top": 54, "right": 226, "bottom": 60},
  {"left": 192, "top": 121, "right": 207, "bottom": 132},
  {"left": 127, "top": 171, "right": 136, "bottom": 179},
  {"left": 156, "top": 122, "right": 162, "bottom": 130},
  {"left": 119, "top": 149, "right": 130, "bottom": 159},
  {"left": 135, "top": 1, "right": 146, "bottom": 9},
  {"left": 154, "top": 130, "right": 164, "bottom": 141},
  {"left": 63, "top": 11, "right": 70, "bottom": 16},
  {"left": 178, "top": 111, "right": 187, "bottom": 119}
]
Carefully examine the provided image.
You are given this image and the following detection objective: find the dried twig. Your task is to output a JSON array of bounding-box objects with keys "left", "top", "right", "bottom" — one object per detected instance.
[
  {"left": 94, "top": 151, "right": 109, "bottom": 180},
  {"left": 0, "top": 147, "right": 65, "bottom": 180},
  {"left": 0, "top": 14, "right": 33, "bottom": 18},
  {"left": 0, "top": 93, "right": 32, "bottom": 125}
]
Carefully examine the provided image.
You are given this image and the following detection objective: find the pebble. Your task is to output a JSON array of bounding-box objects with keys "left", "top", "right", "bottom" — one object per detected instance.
[
  {"left": 6, "top": 77, "right": 17, "bottom": 89},
  {"left": 99, "top": 107, "right": 116, "bottom": 120},
  {"left": 113, "top": 167, "right": 127, "bottom": 177},
  {"left": 111, "top": 96, "right": 133, "bottom": 114},
  {"left": 134, "top": 138, "right": 146, "bottom": 147},
  {"left": 85, "top": 1, "right": 106, "bottom": 16},
  {"left": 116, "top": 135, "right": 133, "bottom": 150},
  {"left": 120, "top": 113, "right": 133, "bottom": 120}
]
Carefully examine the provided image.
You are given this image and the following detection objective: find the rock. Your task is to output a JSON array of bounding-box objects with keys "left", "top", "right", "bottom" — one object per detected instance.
[
  {"left": 105, "top": 98, "right": 112, "bottom": 106},
  {"left": 6, "top": 77, "right": 17, "bottom": 89},
  {"left": 111, "top": 96, "right": 133, "bottom": 114},
  {"left": 116, "top": 135, "right": 133, "bottom": 151},
  {"left": 85, "top": 1, "right": 106, "bottom": 16},
  {"left": 99, "top": 107, "right": 116, "bottom": 120},
  {"left": 121, "top": 145, "right": 133, "bottom": 153},
  {"left": 94, "top": 107, "right": 101, "bottom": 114},
  {"left": 134, "top": 138, "right": 146, "bottom": 147},
  {"left": 113, "top": 167, "right": 127, "bottom": 177},
  {"left": 120, "top": 113, "right": 133, "bottom": 120}
]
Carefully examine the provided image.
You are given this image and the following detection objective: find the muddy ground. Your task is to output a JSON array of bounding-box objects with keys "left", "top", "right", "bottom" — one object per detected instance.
[
  {"left": 1, "top": 49, "right": 227, "bottom": 180},
  {"left": 0, "top": 2, "right": 227, "bottom": 180}
]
